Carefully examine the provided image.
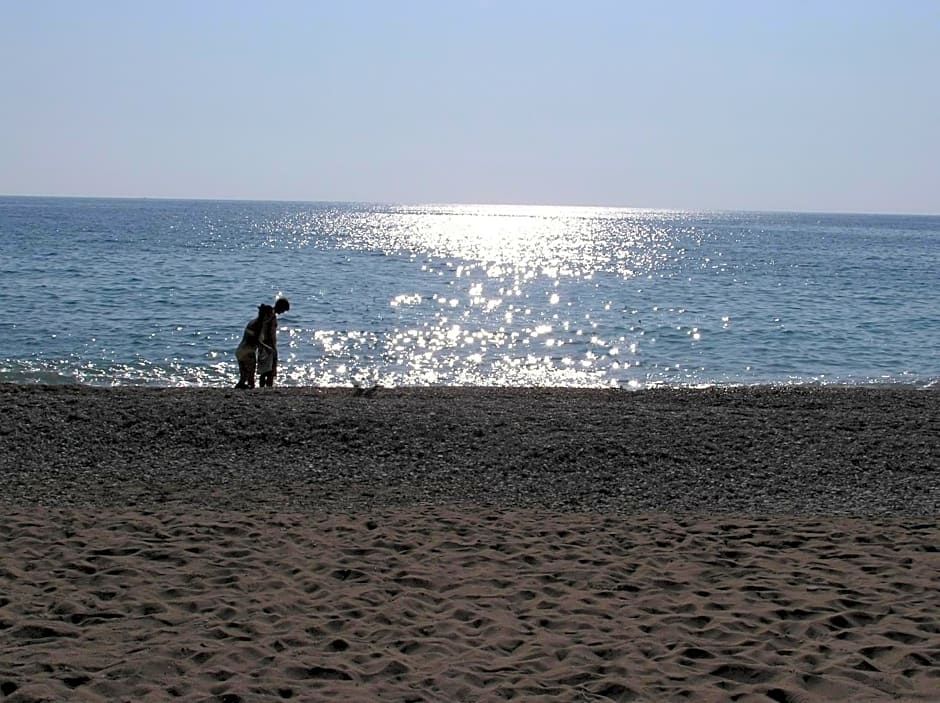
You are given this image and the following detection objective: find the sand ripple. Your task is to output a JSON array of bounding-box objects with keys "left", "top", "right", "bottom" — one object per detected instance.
[{"left": 2, "top": 507, "right": 938, "bottom": 702}]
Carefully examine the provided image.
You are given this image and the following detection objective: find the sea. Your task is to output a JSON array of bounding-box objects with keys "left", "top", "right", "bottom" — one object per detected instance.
[{"left": 0, "top": 196, "right": 937, "bottom": 389}]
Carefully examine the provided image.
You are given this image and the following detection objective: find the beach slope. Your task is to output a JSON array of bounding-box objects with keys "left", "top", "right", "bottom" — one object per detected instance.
[{"left": 1, "top": 385, "right": 938, "bottom": 701}]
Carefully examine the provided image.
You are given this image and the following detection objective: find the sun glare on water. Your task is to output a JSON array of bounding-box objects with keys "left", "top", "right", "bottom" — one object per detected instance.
[{"left": 254, "top": 204, "right": 706, "bottom": 387}]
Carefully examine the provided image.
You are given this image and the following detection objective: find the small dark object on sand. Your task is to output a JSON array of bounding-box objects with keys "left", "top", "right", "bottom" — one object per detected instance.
[{"left": 353, "top": 384, "right": 382, "bottom": 398}]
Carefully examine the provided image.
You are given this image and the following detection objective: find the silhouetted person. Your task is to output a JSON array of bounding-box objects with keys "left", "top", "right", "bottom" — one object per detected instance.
[
  {"left": 258, "top": 296, "right": 290, "bottom": 387},
  {"left": 235, "top": 304, "right": 274, "bottom": 389}
]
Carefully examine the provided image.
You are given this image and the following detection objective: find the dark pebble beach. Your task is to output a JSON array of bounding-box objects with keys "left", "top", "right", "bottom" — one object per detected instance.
[{"left": 2, "top": 383, "right": 937, "bottom": 517}]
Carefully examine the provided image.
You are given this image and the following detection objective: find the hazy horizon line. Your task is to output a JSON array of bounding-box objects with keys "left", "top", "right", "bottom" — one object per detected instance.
[{"left": 2, "top": 191, "right": 938, "bottom": 218}]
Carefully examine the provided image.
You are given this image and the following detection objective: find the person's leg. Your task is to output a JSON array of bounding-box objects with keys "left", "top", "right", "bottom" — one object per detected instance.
[
  {"left": 247, "top": 357, "right": 256, "bottom": 388},
  {"left": 268, "top": 351, "right": 278, "bottom": 387},
  {"left": 236, "top": 359, "right": 248, "bottom": 388}
]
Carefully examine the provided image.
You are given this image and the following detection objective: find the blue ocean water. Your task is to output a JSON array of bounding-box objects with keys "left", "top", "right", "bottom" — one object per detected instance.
[{"left": 0, "top": 196, "right": 937, "bottom": 388}]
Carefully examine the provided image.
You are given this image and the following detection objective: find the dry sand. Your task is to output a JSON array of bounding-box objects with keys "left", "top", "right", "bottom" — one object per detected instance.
[{"left": 1, "top": 384, "right": 938, "bottom": 701}]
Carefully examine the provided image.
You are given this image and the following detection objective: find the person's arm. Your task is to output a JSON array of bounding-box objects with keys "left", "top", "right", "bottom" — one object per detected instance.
[
  {"left": 258, "top": 319, "right": 274, "bottom": 352},
  {"left": 268, "top": 317, "right": 278, "bottom": 349}
]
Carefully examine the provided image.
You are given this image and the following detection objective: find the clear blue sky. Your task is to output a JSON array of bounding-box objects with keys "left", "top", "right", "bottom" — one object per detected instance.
[{"left": 2, "top": 1, "right": 938, "bottom": 213}]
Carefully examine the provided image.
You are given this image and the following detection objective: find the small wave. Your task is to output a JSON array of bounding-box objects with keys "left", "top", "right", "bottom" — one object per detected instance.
[
  {"left": 1, "top": 357, "right": 936, "bottom": 390},
  {"left": 0, "top": 368, "right": 81, "bottom": 385}
]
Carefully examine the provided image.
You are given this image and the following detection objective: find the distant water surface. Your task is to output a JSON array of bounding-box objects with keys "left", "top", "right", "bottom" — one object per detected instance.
[{"left": 0, "top": 197, "right": 937, "bottom": 388}]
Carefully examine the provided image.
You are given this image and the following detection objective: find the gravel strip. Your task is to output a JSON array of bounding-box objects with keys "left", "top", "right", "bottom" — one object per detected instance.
[{"left": 1, "top": 384, "right": 937, "bottom": 516}]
